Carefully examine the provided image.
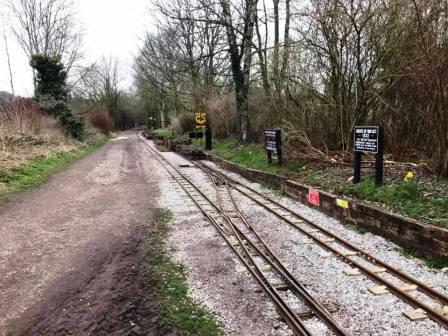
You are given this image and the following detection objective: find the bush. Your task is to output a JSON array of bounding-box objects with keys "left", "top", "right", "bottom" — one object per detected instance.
[
  {"left": 0, "top": 99, "right": 41, "bottom": 136},
  {"left": 170, "top": 113, "right": 195, "bottom": 134},
  {"left": 205, "top": 95, "right": 237, "bottom": 138},
  {"left": 0, "top": 98, "right": 67, "bottom": 148},
  {"left": 248, "top": 91, "right": 281, "bottom": 141},
  {"left": 39, "top": 95, "right": 84, "bottom": 140},
  {"left": 58, "top": 106, "right": 85, "bottom": 140},
  {"left": 86, "top": 111, "right": 113, "bottom": 135}
]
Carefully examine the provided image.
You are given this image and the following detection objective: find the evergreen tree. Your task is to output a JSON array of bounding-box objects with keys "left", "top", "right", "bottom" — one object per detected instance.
[{"left": 30, "top": 54, "right": 84, "bottom": 140}]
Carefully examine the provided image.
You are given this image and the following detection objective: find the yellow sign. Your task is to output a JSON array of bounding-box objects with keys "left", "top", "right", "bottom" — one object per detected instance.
[
  {"left": 195, "top": 112, "right": 207, "bottom": 126},
  {"left": 336, "top": 199, "right": 349, "bottom": 209}
]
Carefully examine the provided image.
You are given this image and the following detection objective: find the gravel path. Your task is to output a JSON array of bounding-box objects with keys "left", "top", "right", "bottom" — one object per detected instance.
[{"left": 0, "top": 132, "right": 162, "bottom": 335}]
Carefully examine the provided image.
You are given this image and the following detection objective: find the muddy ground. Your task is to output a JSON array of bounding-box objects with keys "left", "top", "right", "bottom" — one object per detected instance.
[{"left": 0, "top": 132, "right": 169, "bottom": 335}]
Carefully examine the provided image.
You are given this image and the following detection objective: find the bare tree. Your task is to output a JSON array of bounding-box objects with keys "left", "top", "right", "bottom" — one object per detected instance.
[
  {"left": 72, "top": 58, "right": 122, "bottom": 126},
  {"left": 2, "top": 23, "right": 15, "bottom": 96},
  {"left": 8, "top": 0, "right": 83, "bottom": 73}
]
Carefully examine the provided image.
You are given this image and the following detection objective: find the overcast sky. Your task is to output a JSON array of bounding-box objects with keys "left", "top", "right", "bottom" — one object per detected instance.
[{"left": 0, "top": 0, "right": 154, "bottom": 97}]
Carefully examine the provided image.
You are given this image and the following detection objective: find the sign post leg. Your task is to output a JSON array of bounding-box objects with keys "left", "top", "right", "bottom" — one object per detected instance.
[
  {"left": 375, "top": 127, "right": 384, "bottom": 186},
  {"left": 267, "top": 152, "right": 272, "bottom": 164},
  {"left": 205, "top": 127, "right": 212, "bottom": 150},
  {"left": 277, "top": 148, "right": 283, "bottom": 165},
  {"left": 354, "top": 151, "right": 362, "bottom": 184}
]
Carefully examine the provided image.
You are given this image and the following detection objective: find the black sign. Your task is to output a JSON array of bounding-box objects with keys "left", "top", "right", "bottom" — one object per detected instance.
[
  {"left": 189, "top": 131, "right": 203, "bottom": 139},
  {"left": 353, "top": 126, "right": 385, "bottom": 186},
  {"left": 354, "top": 126, "right": 379, "bottom": 154},
  {"left": 264, "top": 129, "right": 282, "bottom": 165}
]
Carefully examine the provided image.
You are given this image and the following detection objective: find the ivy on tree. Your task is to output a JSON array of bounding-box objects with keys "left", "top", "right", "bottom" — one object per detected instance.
[{"left": 30, "top": 54, "right": 84, "bottom": 140}]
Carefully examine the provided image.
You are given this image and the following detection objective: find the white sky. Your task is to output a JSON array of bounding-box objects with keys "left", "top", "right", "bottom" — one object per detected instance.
[{"left": 0, "top": 0, "right": 154, "bottom": 97}]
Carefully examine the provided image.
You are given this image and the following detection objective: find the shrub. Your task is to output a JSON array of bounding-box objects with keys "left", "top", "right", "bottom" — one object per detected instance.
[
  {"left": 86, "top": 111, "right": 113, "bottom": 135},
  {"left": 0, "top": 99, "right": 67, "bottom": 149},
  {"left": 248, "top": 91, "right": 281, "bottom": 141},
  {"left": 0, "top": 99, "right": 41, "bottom": 136},
  {"left": 170, "top": 113, "right": 195, "bottom": 134},
  {"left": 205, "top": 95, "right": 237, "bottom": 138}
]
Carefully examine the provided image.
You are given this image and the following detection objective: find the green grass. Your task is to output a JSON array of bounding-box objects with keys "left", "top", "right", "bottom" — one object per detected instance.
[
  {"left": 0, "top": 137, "right": 109, "bottom": 199},
  {"left": 146, "top": 208, "right": 222, "bottom": 336},
  {"left": 340, "top": 179, "right": 448, "bottom": 227},
  {"left": 209, "top": 139, "right": 304, "bottom": 176},
  {"left": 154, "top": 128, "right": 174, "bottom": 138}
]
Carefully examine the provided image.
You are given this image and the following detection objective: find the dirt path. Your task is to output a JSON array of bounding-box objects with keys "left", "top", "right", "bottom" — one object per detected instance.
[{"left": 0, "top": 132, "right": 165, "bottom": 336}]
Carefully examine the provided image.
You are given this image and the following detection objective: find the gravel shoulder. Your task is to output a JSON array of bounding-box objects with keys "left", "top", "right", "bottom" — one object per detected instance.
[{"left": 0, "top": 132, "right": 162, "bottom": 335}]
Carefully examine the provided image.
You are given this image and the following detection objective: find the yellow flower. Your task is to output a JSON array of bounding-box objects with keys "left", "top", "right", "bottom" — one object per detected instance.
[{"left": 404, "top": 171, "right": 414, "bottom": 182}]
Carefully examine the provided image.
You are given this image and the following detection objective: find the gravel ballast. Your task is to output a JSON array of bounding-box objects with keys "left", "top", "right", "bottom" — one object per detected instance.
[
  {"left": 148, "top": 138, "right": 448, "bottom": 335},
  {"left": 154, "top": 150, "right": 290, "bottom": 335}
]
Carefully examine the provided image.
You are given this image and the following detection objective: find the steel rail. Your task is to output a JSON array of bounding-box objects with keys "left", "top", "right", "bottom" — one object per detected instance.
[
  {"left": 202, "top": 167, "right": 351, "bottom": 336},
  {"left": 136, "top": 135, "right": 315, "bottom": 335},
  {"left": 197, "top": 162, "right": 448, "bottom": 329}
]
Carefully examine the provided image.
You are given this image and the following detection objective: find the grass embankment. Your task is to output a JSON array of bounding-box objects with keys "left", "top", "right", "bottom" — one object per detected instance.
[
  {"left": 154, "top": 128, "right": 174, "bottom": 138},
  {"left": 0, "top": 137, "right": 109, "bottom": 199},
  {"left": 147, "top": 208, "right": 222, "bottom": 336},
  {"left": 204, "top": 138, "right": 448, "bottom": 229},
  {"left": 154, "top": 128, "right": 190, "bottom": 140}
]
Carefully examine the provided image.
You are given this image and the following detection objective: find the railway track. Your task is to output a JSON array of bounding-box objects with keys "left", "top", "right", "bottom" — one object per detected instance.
[
  {"left": 195, "top": 161, "right": 448, "bottom": 330},
  {"left": 137, "top": 134, "right": 350, "bottom": 336}
]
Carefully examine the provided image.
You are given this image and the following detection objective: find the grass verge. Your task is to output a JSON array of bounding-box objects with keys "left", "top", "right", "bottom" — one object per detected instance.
[
  {"left": 340, "top": 179, "right": 448, "bottom": 227},
  {"left": 146, "top": 208, "right": 222, "bottom": 336},
  {"left": 154, "top": 128, "right": 174, "bottom": 138},
  {"left": 208, "top": 138, "right": 304, "bottom": 176},
  {"left": 0, "top": 136, "right": 109, "bottom": 199}
]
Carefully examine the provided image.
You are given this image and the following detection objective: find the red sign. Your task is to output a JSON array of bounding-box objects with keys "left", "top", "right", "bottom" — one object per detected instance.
[{"left": 309, "top": 189, "right": 320, "bottom": 206}]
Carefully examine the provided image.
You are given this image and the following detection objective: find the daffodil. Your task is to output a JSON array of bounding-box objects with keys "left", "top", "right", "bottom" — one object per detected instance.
[{"left": 404, "top": 171, "right": 414, "bottom": 182}]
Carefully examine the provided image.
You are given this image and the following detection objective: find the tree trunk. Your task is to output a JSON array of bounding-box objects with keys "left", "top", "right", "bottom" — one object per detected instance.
[
  {"left": 3, "top": 25, "right": 15, "bottom": 96},
  {"left": 220, "top": 0, "right": 258, "bottom": 142},
  {"left": 272, "top": 0, "right": 280, "bottom": 96},
  {"left": 255, "top": 8, "right": 270, "bottom": 95},
  {"left": 279, "top": 0, "right": 290, "bottom": 95}
]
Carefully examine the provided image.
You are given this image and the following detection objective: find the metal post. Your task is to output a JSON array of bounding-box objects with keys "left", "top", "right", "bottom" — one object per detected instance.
[
  {"left": 354, "top": 151, "right": 362, "bottom": 184},
  {"left": 375, "top": 127, "right": 384, "bottom": 186},
  {"left": 277, "top": 130, "right": 283, "bottom": 165},
  {"left": 205, "top": 127, "right": 212, "bottom": 150}
]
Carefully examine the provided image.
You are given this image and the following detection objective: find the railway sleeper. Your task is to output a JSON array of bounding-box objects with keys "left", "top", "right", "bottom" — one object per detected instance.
[{"left": 275, "top": 303, "right": 339, "bottom": 322}]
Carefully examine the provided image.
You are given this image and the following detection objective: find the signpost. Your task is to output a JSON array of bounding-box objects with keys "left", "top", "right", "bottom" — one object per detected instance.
[
  {"left": 264, "top": 129, "right": 283, "bottom": 165},
  {"left": 205, "top": 127, "right": 212, "bottom": 150},
  {"left": 195, "top": 112, "right": 207, "bottom": 127},
  {"left": 353, "top": 126, "right": 384, "bottom": 186},
  {"left": 192, "top": 112, "right": 212, "bottom": 150}
]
